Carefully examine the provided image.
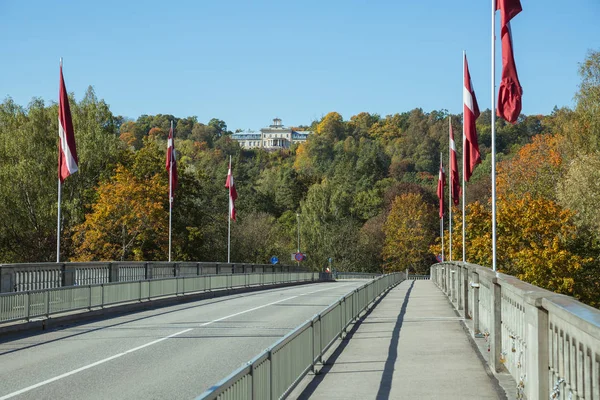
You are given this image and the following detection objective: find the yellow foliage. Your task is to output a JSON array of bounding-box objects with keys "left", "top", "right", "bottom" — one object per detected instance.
[
  {"left": 72, "top": 165, "right": 169, "bottom": 261},
  {"left": 384, "top": 193, "right": 436, "bottom": 274}
]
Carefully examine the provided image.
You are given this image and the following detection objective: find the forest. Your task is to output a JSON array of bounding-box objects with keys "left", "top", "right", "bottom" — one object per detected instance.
[{"left": 0, "top": 51, "right": 598, "bottom": 307}]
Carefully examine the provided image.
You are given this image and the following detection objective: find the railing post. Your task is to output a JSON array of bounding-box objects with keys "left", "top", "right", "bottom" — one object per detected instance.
[
  {"left": 462, "top": 265, "right": 469, "bottom": 316},
  {"left": 46, "top": 289, "right": 50, "bottom": 317},
  {"left": 451, "top": 269, "right": 456, "bottom": 303},
  {"left": 63, "top": 263, "right": 75, "bottom": 287},
  {"left": 525, "top": 296, "right": 549, "bottom": 399},
  {"left": 25, "top": 291, "right": 31, "bottom": 320},
  {"left": 489, "top": 277, "right": 503, "bottom": 372},
  {"left": 145, "top": 262, "right": 153, "bottom": 280},
  {"left": 269, "top": 350, "right": 275, "bottom": 400},
  {"left": 109, "top": 263, "right": 119, "bottom": 283},
  {"left": 456, "top": 265, "right": 464, "bottom": 310},
  {"left": 472, "top": 272, "right": 480, "bottom": 336},
  {"left": 1, "top": 266, "right": 16, "bottom": 293}
]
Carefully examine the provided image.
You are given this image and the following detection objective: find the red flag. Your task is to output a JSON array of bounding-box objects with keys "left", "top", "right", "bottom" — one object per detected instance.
[
  {"left": 497, "top": 23, "right": 523, "bottom": 124},
  {"left": 463, "top": 54, "right": 481, "bottom": 182},
  {"left": 225, "top": 160, "right": 237, "bottom": 221},
  {"left": 449, "top": 122, "right": 460, "bottom": 206},
  {"left": 496, "top": 0, "right": 522, "bottom": 27},
  {"left": 58, "top": 64, "right": 78, "bottom": 182},
  {"left": 166, "top": 124, "right": 178, "bottom": 197},
  {"left": 437, "top": 159, "right": 445, "bottom": 219}
]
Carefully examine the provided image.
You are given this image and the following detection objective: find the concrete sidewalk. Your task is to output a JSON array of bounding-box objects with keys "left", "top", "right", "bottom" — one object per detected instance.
[{"left": 290, "top": 280, "right": 506, "bottom": 400}]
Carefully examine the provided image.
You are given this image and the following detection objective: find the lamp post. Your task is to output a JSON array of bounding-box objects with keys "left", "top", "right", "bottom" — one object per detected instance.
[
  {"left": 296, "top": 213, "right": 300, "bottom": 268},
  {"left": 296, "top": 213, "right": 300, "bottom": 253}
]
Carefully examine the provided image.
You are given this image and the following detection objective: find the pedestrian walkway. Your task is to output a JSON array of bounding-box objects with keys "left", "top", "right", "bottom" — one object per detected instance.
[{"left": 290, "top": 280, "right": 506, "bottom": 400}]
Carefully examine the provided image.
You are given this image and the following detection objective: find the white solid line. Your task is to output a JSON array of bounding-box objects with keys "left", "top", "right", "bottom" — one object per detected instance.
[
  {"left": 0, "top": 328, "right": 193, "bottom": 400},
  {"left": 0, "top": 282, "right": 351, "bottom": 399}
]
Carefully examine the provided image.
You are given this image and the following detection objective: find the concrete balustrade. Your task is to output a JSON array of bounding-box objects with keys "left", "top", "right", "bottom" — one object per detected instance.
[
  {"left": 431, "top": 262, "right": 600, "bottom": 400},
  {"left": 0, "top": 262, "right": 306, "bottom": 293}
]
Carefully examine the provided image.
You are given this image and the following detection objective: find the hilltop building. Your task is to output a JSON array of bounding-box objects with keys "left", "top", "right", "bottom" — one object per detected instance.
[{"left": 231, "top": 118, "right": 311, "bottom": 150}]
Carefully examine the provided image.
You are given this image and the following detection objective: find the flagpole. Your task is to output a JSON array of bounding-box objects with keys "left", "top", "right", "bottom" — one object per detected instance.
[
  {"left": 448, "top": 117, "right": 452, "bottom": 262},
  {"left": 168, "top": 120, "right": 173, "bottom": 262},
  {"left": 56, "top": 57, "right": 63, "bottom": 264},
  {"left": 57, "top": 180, "right": 62, "bottom": 263},
  {"left": 227, "top": 155, "right": 232, "bottom": 264},
  {"left": 491, "top": 0, "right": 497, "bottom": 272},
  {"left": 462, "top": 51, "right": 467, "bottom": 264},
  {"left": 440, "top": 152, "right": 445, "bottom": 262}
]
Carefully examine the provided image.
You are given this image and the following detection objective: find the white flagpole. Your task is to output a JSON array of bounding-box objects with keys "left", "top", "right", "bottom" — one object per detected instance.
[
  {"left": 462, "top": 51, "right": 467, "bottom": 264},
  {"left": 168, "top": 120, "right": 173, "bottom": 262},
  {"left": 440, "top": 153, "right": 445, "bottom": 262},
  {"left": 227, "top": 155, "right": 232, "bottom": 264},
  {"left": 491, "top": 0, "right": 498, "bottom": 272},
  {"left": 57, "top": 180, "right": 62, "bottom": 263},
  {"left": 56, "top": 57, "right": 63, "bottom": 263},
  {"left": 448, "top": 117, "right": 452, "bottom": 262}
]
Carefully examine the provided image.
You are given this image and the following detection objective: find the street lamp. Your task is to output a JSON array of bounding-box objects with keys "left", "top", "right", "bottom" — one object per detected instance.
[{"left": 296, "top": 213, "right": 300, "bottom": 254}]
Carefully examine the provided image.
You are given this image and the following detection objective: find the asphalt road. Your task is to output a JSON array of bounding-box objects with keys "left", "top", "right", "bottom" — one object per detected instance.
[{"left": 0, "top": 280, "right": 368, "bottom": 400}]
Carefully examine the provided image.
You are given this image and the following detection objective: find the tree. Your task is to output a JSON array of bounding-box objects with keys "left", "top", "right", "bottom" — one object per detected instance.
[
  {"left": 465, "top": 194, "right": 588, "bottom": 296},
  {"left": 383, "top": 193, "right": 437, "bottom": 273},
  {"left": 72, "top": 166, "right": 168, "bottom": 261},
  {"left": 557, "top": 152, "right": 600, "bottom": 233},
  {"left": 231, "top": 211, "right": 291, "bottom": 264},
  {"left": 497, "top": 133, "right": 564, "bottom": 200},
  {"left": 316, "top": 112, "right": 345, "bottom": 141}
]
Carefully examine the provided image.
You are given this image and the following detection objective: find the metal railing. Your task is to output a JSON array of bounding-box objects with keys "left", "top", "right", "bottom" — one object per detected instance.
[
  {"left": 431, "top": 262, "right": 600, "bottom": 400},
  {"left": 198, "top": 273, "right": 405, "bottom": 400},
  {"left": 407, "top": 274, "right": 430, "bottom": 280},
  {"left": 0, "top": 261, "right": 306, "bottom": 293},
  {"left": 334, "top": 272, "right": 383, "bottom": 280},
  {"left": 0, "top": 272, "right": 319, "bottom": 324}
]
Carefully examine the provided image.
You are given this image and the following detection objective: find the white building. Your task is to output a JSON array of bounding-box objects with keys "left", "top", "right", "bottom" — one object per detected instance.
[{"left": 232, "top": 118, "right": 311, "bottom": 150}]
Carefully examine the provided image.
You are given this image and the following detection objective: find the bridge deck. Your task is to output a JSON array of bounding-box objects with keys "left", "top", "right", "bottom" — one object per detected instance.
[{"left": 292, "top": 280, "right": 506, "bottom": 400}]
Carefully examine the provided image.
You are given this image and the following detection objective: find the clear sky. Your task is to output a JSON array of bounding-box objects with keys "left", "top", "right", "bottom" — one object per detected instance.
[{"left": 1, "top": 0, "right": 599, "bottom": 131}]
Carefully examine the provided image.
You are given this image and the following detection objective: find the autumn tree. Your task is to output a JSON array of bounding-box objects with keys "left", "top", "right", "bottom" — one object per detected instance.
[
  {"left": 464, "top": 194, "right": 588, "bottom": 296},
  {"left": 383, "top": 193, "right": 437, "bottom": 274},
  {"left": 72, "top": 166, "right": 168, "bottom": 261}
]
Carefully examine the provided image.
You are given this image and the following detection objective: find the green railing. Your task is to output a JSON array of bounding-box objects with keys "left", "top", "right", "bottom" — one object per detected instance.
[
  {"left": 198, "top": 273, "right": 404, "bottom": 400},
  {"left": 0, "top": 272, "right": 319, "bottom": 324}
]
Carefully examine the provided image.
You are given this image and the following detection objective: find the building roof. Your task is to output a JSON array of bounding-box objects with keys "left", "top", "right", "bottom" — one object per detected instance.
[{"left": 231, "top": 132, "right": 261, "bottom": 140}]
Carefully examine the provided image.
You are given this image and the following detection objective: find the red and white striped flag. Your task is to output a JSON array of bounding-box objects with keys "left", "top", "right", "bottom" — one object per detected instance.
[
  {"left": 496, "top": 0, "right": 523, "bottom": 124},
  {"left": 58, "top": 64, "right": 78, "bottom": 182},
  {"left": 463, "top": 54, "right": 481, "bottom": 182},
  {"left": 437, "top": 159, "right": 445, "bottom": 219},
  {"left": 449, "top": 122, "right": 460, "bottom": 206},
  {"left": 166, "top": 124, "right": 178, "bottom": 197},
  {"left": 225, "top": 160, "right": 237, "bottom": 221}
]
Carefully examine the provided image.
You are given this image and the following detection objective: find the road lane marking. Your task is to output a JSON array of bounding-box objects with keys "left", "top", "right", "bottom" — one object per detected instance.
[{"left": 0, "top": 283, "right": 352, "bottom": 399}]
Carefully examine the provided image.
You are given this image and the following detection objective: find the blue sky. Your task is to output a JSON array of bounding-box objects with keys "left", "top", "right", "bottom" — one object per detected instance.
[{"left": 1, "top": 0, "right": 599, "bottom": 131}]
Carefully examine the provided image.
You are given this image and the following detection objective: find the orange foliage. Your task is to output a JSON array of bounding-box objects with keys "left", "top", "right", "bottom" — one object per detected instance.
[
  {"left": 72, "top": 166, "right": 168, "bottom": 261},
  {"left": 497, "top": 133, "right": 564, "bottom": 199}
]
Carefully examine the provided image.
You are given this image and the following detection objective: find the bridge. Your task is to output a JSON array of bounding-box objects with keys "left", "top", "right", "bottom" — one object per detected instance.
[{"left": 0, "top": 261, "right": 598, "bottom": 399}]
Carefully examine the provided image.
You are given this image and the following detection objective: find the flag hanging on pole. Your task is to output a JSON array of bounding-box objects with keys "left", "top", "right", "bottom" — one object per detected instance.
[
  {"left": 496, "top": 0, "right": 523, "bottom": 124},
  {"left": 449, "top": 121, "right": 460, "bottom": 206},
  {"left": 463, "top": 54, "right": 481, "bottom": 182},
  {"left": 58, "top": 63, "right": 78, "bottom": 182},
  {"left": 225, "top": 160, "right": 237, "bottom": 221},
  {"left": 437, "top": 159, "right": 446, "bottom": 219},
  {"left": 166, "top": 124, "right": 178, "bottom": 196}
]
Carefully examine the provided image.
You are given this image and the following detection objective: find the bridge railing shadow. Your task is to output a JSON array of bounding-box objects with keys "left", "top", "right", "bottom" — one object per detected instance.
[{"left": 197, "top": 272, "right": 406, "bottom": 400}]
